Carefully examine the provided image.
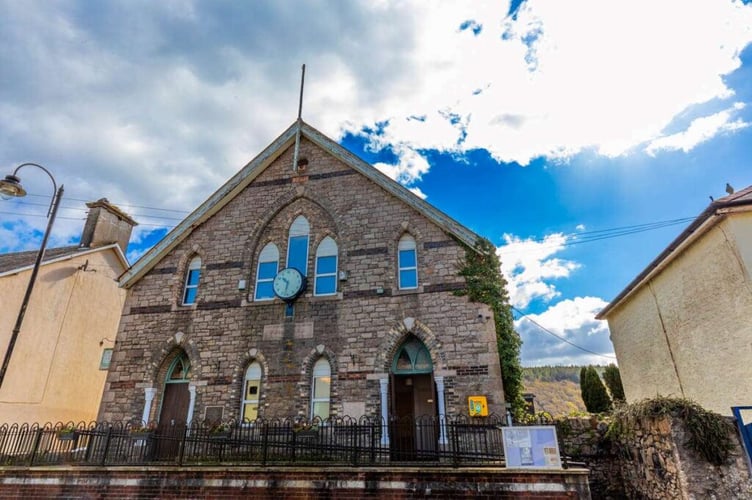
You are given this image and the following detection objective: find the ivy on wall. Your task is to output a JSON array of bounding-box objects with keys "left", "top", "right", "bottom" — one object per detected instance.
[
  {"left": 456, "top": 237, "right": 524, "bottom": 412},
  {"left": 607, "top": 396, "right": 735, "bottom": 465}
]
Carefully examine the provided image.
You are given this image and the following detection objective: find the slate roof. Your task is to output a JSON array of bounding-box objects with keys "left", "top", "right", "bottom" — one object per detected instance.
[
  {"left": 120, "top": 120, "right": 483, "bottom": 288},
  {"left": 0, "top": 246, "right": 81, "bottom": 274},
  {"left": 597, "top": 184, "right": 752, "bottom": 319}
]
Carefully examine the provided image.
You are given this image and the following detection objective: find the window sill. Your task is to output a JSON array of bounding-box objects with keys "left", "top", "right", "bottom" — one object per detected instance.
[
  {"left": 392, "top": 286, "right": 423, "bottom": 296},
  {"left": 174, "top": 303, "right": 198, "bottom": 311},
  {"left": 310, "top": 292, "right": 343, "bottom": 302}
]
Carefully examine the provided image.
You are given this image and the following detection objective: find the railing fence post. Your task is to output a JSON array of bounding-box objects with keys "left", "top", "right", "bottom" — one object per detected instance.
[
  {"left": 101, "top": 425, "right": 113, "bottom": 466},
  {"left": 29, "top": 428, "right": 44, "bottom": 466}
]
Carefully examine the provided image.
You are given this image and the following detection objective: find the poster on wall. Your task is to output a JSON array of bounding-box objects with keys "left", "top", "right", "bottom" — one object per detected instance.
[{"left": 501, "top": 426, "right": 562, "bottom": 469}]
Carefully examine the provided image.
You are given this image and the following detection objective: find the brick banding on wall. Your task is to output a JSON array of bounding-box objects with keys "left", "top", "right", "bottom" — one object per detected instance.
[
  {"left": 308, "top": 170, "right": 358, "bottom": 181},
  {"left": 451, "top": 365, "right": 490, "bottom": 376},
  {"left": 347, "top": 247, "right": 389, "bottom": 257},
  {"left": 196, "top": 299, "right": 242, "bottom": 310},
  {"left": 149, "top": 267, "right": 177, "bottom": 275},
  {"left": 128, "top": 305, "right": 171, "bottom": 315},
  {"left": 423, "top": 283, "right": 465, "bottom": 293},
  {"left": 206, "top": 261, "right": 243, "bottom": 270},
  {"left": 343, "top": 289, "right": 392, "bottom": 300}
]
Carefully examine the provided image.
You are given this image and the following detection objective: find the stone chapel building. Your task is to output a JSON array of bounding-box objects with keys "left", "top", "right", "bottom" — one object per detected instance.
[{"left": 98, "top": 122, "right": 506, "bottom": 446}]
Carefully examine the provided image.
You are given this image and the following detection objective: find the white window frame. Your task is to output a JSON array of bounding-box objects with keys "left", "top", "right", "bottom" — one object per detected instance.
[
  {"left": 287, "top": 216, "right": 310, "bottom": 276},
  {"left": 310, "top": 358, "right": 331, "bottom": 420},
  {"left": 182, "top": 256, "right": 202, "bottom": 305},
  {"left": 398, "top": 235, "right": 418, "bottom": 290},
  {"left": 314, "top": 237, "right": 338, "bottom": 296},
  {"left": 254, "top": 243, "right": 279, "bottom": 301},
  {"left": 241, "top": 362, "right": 262, "bottom": 423}
]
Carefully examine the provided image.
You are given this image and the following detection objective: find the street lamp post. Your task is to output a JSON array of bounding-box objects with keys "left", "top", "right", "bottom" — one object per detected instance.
[{"left": 0, "top": 163, "right": 64, "bottom": 389}]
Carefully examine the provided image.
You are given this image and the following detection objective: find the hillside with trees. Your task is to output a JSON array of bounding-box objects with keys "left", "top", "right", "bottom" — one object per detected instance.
[{"left": 522, "top": 366, "right": 587, "bottom": 416}]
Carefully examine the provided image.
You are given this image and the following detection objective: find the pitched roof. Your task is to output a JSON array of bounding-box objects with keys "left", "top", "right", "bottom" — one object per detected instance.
[
  {"left": 120, "top": 120, "right": 482, "bottom": 288},
  {"left": 0, "top": 246, "right": 80, "bottom": 274},
  {"left": 597, "top": 184, "right": 752, "bottom": 319},
  {"left": 0, "top": 243, "right": 129, "bottom": 278}
]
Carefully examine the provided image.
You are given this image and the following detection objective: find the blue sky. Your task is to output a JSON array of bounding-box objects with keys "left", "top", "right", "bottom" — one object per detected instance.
[{"left": 1, "top": 1, "right": 751, "bottom": 366}]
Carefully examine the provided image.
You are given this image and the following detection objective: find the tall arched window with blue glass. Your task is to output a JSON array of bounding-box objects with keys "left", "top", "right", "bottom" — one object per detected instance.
[
  {"left": 254, "top": 243, "right": 279, "bottom": 301},
  {"left": 314, "top": 237, "right": 338, "bottom": 296},
  {"left": 182, "top": 256, "right": 201, "bottom": 305},
  {"left": 287, "top": 216, "right": 310, "bottom": 275},
  {"left": 398, "top": 235, "right": 418, "bottom": 290}
]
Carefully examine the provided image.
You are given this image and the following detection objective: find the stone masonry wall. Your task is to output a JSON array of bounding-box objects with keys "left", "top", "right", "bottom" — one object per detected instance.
[
  {"left": 99, "top": 136, "right": 506, "bottom": 425},
  {"left": 556, "top": 414, "right": 752, "bottom": 499}
]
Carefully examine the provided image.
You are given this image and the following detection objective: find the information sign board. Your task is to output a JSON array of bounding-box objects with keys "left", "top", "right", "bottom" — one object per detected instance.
[{"left": 501, "top": 425, "right": 562, "bottom": 468}]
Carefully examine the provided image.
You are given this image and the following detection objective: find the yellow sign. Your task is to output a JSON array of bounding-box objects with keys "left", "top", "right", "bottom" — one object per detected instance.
[{"left": 468, "top": 396, "right": 488, "bottom": 416}]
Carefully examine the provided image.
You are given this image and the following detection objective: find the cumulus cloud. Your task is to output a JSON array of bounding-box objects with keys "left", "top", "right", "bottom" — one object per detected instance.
[
  {"left": 354, "top": 0, "right": 752, "bottom": 175},
  {"left": 1, "top": 0, "right": 751, "bottom": 251},
  {"left": 646, "top": 103, "right": 749, "bottom": 155},
  {"left": 497, "top": 233, "right": 579, "bottom": 309},
  {"left": 515, "top": 297, "right": 615, "bottom": 366}
]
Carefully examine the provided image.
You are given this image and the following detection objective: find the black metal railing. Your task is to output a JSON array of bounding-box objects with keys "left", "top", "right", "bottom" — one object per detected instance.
[{"left": 0, "top": 415, "right": 513, "bottom": 468}]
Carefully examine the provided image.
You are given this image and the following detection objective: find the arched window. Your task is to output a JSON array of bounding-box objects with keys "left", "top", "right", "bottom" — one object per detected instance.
[
  {"left": 241, "top": 362, "right": 262, "bottom": 422},
  {"left": 310, "top": 358, "right": 331, "bottom": 420},
  {"left": 398, "top": 235, "right": 418, "bottom": 290},
  {"left": 255, "top": 243, "right": 279, "bottom": 300},
  {"left": 392, "top": 337, "right": 433, "bottom": 374},
  {"left": 182, "top": 256, "right": 202, "bottom": 305},
  {"left": 314, "top": 237, "right": 338, "bottom": 296},
  {"left": 167, "top": 353, "right": 191, "bottom": 381},
  {"left": 287, "top": 216, "right": 310, "bottom": 276}
]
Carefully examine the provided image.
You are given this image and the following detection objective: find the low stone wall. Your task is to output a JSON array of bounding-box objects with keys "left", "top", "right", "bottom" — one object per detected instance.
[
  {"left": 555, "top": 414, "right": 752, "bottom": 499},
  {"left": 0, "top": 466, "right": 591, "bottom": 499},
  {"left": 556, "top": 417, "right": 624, "bottom": 499}
]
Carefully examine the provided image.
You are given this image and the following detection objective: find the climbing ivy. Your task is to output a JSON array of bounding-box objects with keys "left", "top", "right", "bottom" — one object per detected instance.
[{"left": 455, "top": 237, "right": 524, "bottom": 413}]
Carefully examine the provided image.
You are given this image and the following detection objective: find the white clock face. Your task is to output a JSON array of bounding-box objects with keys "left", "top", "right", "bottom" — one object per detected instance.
[{"left": 273, "top": 268, "right": 305, "bottom": 300}]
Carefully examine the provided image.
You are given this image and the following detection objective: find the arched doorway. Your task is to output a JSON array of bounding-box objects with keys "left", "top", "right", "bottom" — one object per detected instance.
[
  {"left": 156, "top": 352, "right": 191, "bottom": 458},
  {"left": 390, "top": 336, "right": 438, "bottom": 460}
]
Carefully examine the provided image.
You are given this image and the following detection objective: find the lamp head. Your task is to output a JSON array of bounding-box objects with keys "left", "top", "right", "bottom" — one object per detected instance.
[{"left": 0, "top": 174, "right": 27, "bottom": 199}]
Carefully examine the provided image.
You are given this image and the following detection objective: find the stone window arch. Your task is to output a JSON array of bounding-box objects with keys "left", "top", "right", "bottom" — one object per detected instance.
[
  {"left": 241, "top": 361, "right": 263, "bottom": 422},
  {"left": 254, "top": 243, "right": 279, "bottom": 301},
  {"left": 287, "top": 215, "right": 310, "bottom": 276},
  {"left": 397, "top": 234, "right": 418, "bottom": 290},
  {"left": 182, "top": 256, "right": 202, "bottom": 305},
  {"left": 314, "top": 236, "right": 338, "bottom": 296}
]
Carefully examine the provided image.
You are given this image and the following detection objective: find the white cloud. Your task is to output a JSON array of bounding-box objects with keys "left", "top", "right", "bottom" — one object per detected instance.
[
  {"left": 497, "top": 233, "right": 579, "bottom": 309},
  {"left": 515, "top": 296, "right": 614, "bottom": 366},
  {"left": 353, "top": 0, "right": 752, "bottom": 176},
  {"left": 646, "top": 103, "right": 750, "bottom": 155},
  {"left": 1, "top": 0, "right": 751, "bottom": 249}
]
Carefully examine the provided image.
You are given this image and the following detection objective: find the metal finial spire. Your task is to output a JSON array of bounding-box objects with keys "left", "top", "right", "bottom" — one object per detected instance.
[{"left": 293, "top": 64, "right": 306, "bottom": 172}]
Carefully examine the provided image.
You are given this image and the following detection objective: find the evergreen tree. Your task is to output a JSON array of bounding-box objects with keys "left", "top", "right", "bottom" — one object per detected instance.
[
  {"left": 581, "top": 366, "right": 612, "bottom": 413},
  {"left": 579, "top": 366, "right": 587, "bottom": 396},
  {"left": 456, "top": 238, "right": 524, "bottom": 412},
  {"left": 603, "top": 364, "right": 625, "bottom": 403}
]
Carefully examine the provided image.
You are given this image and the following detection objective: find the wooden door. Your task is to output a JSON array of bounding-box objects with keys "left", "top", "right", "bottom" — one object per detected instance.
[
  {"left": 390, "top": 375, "right": 416, "bottom": 460},
  {"left": 412, "top": 374, "right": 438, "bottom": 457},
  {"left": 155, "top": 383, "right": 190, "bottom": 460}
]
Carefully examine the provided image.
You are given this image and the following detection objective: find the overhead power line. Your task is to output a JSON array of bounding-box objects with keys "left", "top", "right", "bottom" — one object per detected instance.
[{"left": 512, "top": 305, "right": 617, "bottom": 360}]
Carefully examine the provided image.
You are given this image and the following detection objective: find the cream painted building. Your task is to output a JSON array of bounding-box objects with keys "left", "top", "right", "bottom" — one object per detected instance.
[
  {"left": 598, "top": 185, "right": 752, "bottom": 415},
  {"left": 0, "top": 199, "right": 136, "bottom": 424}
]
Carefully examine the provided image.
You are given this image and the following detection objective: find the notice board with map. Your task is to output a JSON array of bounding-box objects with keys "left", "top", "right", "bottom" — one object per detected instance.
[{"left": 501, "top": 425, "right": 562, "bottom": 468}]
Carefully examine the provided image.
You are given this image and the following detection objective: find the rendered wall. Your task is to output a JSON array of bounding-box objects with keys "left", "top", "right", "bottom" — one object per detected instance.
[
  {"left": 607, "top": 216, "right": 752, "bottom": 415},
  {"left": 0, "top": 250, "right": 126, "bottom": 423}
]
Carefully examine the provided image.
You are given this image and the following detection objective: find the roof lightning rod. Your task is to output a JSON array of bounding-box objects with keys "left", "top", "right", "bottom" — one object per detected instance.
[{"left": 293, "top": 64, "right": 306, "bottom": 172}]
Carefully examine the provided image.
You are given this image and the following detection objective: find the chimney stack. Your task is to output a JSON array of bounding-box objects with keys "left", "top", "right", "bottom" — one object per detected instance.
[{"left": 80, "top": 198, "right": 138, "bottom": 254}]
